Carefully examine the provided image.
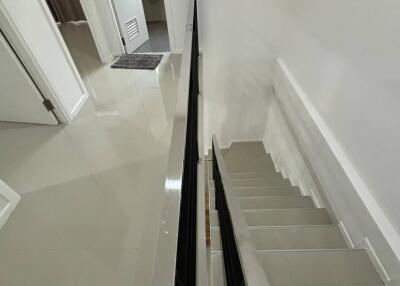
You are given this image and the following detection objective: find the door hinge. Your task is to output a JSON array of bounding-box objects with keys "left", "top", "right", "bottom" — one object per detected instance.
[
  {"left": 121, "top": 37, "right": 126, "bottom": 46},
  {"left": 43, "top": 98, "right": 55, "bottom": 112}
]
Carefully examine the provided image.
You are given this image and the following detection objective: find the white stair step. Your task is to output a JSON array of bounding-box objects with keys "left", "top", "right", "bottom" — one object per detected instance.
[
  {"left": 210, "top": 211, "right": 219, "bottom": 227},
  {"left": 258, "top": 249, "right": 383, "bottom": 286},
  {"left": 211, "top": 225, "right": 348, "bottom": 252},
  {"left": 228, "top": 172, "right": 283, "bottom": 179},
  {"left": 210, "top": 195, "right": 314, "bottom": 210},
  {"left": 210, "top": 208, "right": 332, "bottom": 227},
  {"left": 208, "top": 186, "right": 301, "bottom": 198},
  {"left": 230, "top": 178, "right": 292, "bottom": 187},
  {"left": 209, "top": 180, "right": 300, "bottom": 195},
  {"left": 223, "top": 142, "right": 276, "bottom": 173},
  {"left": 243, "top": 208, "right": 332, "bottom": 226},
  {"left": 211, "top": 253, "right": 226, "bottom": 286},
  {"left": 234, "top": 186, "right": 300, "bottom": 197},
  {"left": 238, "top": 196, "right": 314, "bottom": 210},
  {"left": 207, "top": 160, "right": 213, "bottom": 179},
  {"left": 251, "top": 225, "right": 347, "bottom": 250},
  {"left": 207, "top": 163, "right": 283, "bottom": 181},
  {"left": 211, "top": 250, "right": 383, "bottom": 286}
]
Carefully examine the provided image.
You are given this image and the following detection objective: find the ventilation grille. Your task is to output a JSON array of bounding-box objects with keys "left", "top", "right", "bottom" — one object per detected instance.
[{"left": 126, "top": 18, "right": 139, "bottom": 41}]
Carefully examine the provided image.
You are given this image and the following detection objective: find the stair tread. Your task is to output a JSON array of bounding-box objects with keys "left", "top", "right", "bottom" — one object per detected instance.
[
  {"left": 238, "top": 196, "right": 315, "bottom": 209},
  {"left": 210, "top": 195, "right": 315, "bottom": 210},
  {"left": 222, "top": 142, "right": 276, "bottom": 173},
  {"left": 243, "top": 208, "right": 332, "bottom": 226},
  {"left": 209, "top": 183, "right": 300, "bottom": 195},
  {"left": 210, "top": 208, "right": 332, "bottom": 227},
  {"left": 229, "top": 178, "right": 292, "bottom": 188},
  {"left": 212, "top": 250, "right": 383, "bottom": 286},
  {"left": 211, "top": 225, "right": 347, "bottom": 251},
  {"left": 258, "top": 249, "right": 383, "bottom": 286}
]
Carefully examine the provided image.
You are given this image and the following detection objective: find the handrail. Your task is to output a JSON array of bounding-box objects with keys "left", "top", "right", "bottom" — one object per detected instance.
[
  {"left": 212, "top": 135, "right": 271, "bottom": 286},
  {"left": 151, "top": 0, "right": 198, "bottom": 285}
]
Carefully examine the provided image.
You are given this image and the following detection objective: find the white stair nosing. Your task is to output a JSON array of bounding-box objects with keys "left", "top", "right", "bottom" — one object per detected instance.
[
  {"left": 242, "top": 207, "right": 325, "bottom": 212},
  {"left": 237, "top": 195, "right": 312, "bottom": 199},
  {"left": 255, "top": 248, "right": 366, "bottom": 254},
  {"left": 233, "top": 186, "right": 299, "bottom": 190},
  {"left": 247, "top": 224, "right": 341, "bottom": 230}
]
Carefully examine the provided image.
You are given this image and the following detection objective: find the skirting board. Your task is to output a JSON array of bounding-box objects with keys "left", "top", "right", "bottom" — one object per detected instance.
[
  {"left": 70, "top": 93, "right": 89, "bottom": 119},
  {"left": 263, "top": 57, "right": 400, "bottom": 282},
  {"left": 0, "top": 179, "right": 20, "bottom": 230}
]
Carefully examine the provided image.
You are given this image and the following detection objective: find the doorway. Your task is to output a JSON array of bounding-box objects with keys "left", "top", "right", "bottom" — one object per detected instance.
[
  {"left": 45, "top": 0, "right": 101, "bottom": 68},
  {"left": 111, "top": 0, "right": 171, "bottom": 54},
  {"left": 137, "top": 0, "right": 170, "bottom": 53}
]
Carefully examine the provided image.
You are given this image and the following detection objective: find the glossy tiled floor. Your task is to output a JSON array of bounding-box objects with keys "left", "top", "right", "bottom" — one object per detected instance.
[{"left": 0, "top": 22, "right": 181, "bottom": 286}]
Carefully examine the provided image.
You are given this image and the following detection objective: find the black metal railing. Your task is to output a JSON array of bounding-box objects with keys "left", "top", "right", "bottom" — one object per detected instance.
[
  {"left": 212, "top": 142, "right": 246, "bottom": 286},
  {"left": 174, "top": 2, "right": 199, "bottom": 286}
]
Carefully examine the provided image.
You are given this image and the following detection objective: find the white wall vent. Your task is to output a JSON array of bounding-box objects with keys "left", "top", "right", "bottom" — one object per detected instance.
[{"left": 126, "top": 18, "right": 139, "bottom": 41}]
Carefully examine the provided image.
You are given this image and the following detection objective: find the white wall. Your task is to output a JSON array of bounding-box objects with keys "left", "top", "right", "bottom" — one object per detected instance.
[
  {"left": 0, "top": 0, "right": 88, "bottom": 122},
  {"left": 265, "top": 60, "right": 400, "bottom": 281},
  {"left": 165, "top": 0, "right": 189, "bottom": 52},
  {"left": 200, "top": 0, "right": 400, "bottom": 281},
  {"left": 198, "top": 0, "right": 275, "bottom": 150}
]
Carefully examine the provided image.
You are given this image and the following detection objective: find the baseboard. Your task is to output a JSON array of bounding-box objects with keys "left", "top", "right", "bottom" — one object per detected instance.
[
  {"left": 0, "top": 179, "right": 21, "bottom": 230},
  {"left": 70, "top": 93, "right": 89, "bottom": 119},
  {"left": 338, "top": 221, "right": 355, "bottom": 249},
  {"left": 389, "top": 276, "right": 400, "bottom": 286},
  {"left": 358, "top": 237, "right": 391, "bottom": 283},
  {"left": 263, "top": 57, "right": 400, "bottom": 281}
]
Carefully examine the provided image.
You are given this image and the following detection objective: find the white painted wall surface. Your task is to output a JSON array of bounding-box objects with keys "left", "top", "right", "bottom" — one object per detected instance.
[
  {"left": 165, "top": 0, "right": 189, "bottom": 52},
  {"left": 0, "top": 0, "right": 88, "bottom": 122},
  {"left": 198, "top": 0, "right": 275, "bottom": 150},
  {"left": 266, "top": 60, "right": 400, "bottom": 281},
  {"left": 199, "top": 0, "right": 400, "bottom": 280}
]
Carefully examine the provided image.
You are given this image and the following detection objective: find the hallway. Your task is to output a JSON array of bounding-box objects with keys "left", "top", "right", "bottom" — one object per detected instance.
[
  {"left": 135, "top": 21, "right": 170, "bottom": 53},
  {"left": 0, "top": 22, "right": 181, "bottom": 286}
]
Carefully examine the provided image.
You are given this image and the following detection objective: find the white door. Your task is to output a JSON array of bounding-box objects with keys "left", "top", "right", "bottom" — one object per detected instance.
[
  {"left": 0, "top": 31, "right": 58, "bottom": 125},
  {"left": 0, "top": 179, "right": 20, "bottom": 230},
  {"left": 112, "top": 0, "right": 149, "bottom": 54}
]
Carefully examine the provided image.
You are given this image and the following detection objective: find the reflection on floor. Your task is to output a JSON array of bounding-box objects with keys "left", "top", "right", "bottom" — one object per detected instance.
[
  {"left": 0, "top": 22, "right": 181, "bottom": 286},
  {"left": 135, "top": 21, "right": 170, "bottom": 53}
]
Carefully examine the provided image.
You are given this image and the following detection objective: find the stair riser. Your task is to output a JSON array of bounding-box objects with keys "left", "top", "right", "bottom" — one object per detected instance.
[
  {"left": 238, "top": 196, "right": 314, "bottom": 210},
  {"left": 230, "top": 179, "right": 292, "bottom": 187},
  {"left": 209, "top": 187, "right": 301, "bottom": 198},
  {"left": 244, "top": 209, "right": 332, "bottom": 227},
  {"left": 229, "top": 173, "right": 283, "bottom": 179},
  {"left": 258, "top": 251, "right": 383, "bottom": 286},
  {"left": 210, "top": 196, "right": 314, "bottom": 210},
  {"left": 212, "top": 250, "right": 382, "bottom": 286},
  {"left": 211, "top": 226, "right": 348, "bottom": 252}
]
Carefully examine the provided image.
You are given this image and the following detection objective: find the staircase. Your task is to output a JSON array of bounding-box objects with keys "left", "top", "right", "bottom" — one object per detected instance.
[{"left": 207, "top": 141, "right": 383, "bottom": 286}]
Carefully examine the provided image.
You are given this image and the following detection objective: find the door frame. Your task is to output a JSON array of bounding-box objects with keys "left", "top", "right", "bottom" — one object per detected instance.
[
  {"left": 79, "top": 0, "right": 124, "bottom": 63},
  {"left": 0, "top": 1, "right": 72, "bottom": 123},
  {"left": 110, "top": 0, "right": 177, "bottom": 53},
  {"left": 163, "top": 0, "right": 177, "bottom": 52}
]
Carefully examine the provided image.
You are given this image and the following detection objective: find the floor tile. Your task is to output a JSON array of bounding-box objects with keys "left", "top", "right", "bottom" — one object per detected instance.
[
  {"left": 0, "top": 250, "right": 85, "bottom": 286},
  {"left": 0, "top": 22, "right": 180, "bottom": 285},
  {"left": 75, "top": 249, "right": 139, "bottom": 286}
]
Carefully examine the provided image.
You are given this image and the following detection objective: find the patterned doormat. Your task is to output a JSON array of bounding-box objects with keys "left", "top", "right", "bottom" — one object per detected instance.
[{"left": 111, "top": 54, "right": 163, "bottom": 70}]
